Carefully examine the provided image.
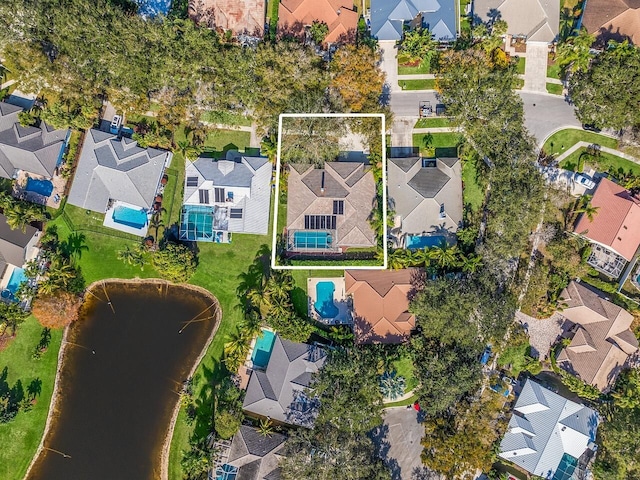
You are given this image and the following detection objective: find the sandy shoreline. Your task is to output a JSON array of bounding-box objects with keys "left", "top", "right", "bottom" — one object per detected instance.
[{"left": 23, "top": 278, "right": 222, "bottom": 480}]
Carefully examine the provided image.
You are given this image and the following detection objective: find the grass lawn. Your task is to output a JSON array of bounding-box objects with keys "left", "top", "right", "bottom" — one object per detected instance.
[
  {"left": 547, "top": 63, "right": 561, "bottom": 79},
  {"left": 516, "top": 57, "right": 526, "bottom": 75},
  {"left": 462, "top": 157, "right": 484, "bottom": 213},
  {"left": 0, "top": 316, "right": 63, "bottom": 480},
  {"left": 397, "top": 53, "right": 431, "bottom": 75},
  {"left": 175, "top": 127, "right": 252, "bottom": 159},
  {"left": 413, "top": 132, "right": 462, "bottom": 157},
  {"left": 546, "top": 83, "right": 563, "bottom": 95},
  {"left": 542, "top": 128, "right": 618, "bottom": 156},
  {"left": 513, "top": 78, "right": 524, "bottom": 89},
  {"left": 392, "top": 354, "right": 417, "bottom": 392},
  {"left": 559, "top": 148, "right": 640, "bottom": 178},
  {"left": 399, "top": 79, "right": 436, "bottom": 90},
  {"left": 497, "top": 342, "right": 531, "bottom": 377},
  {"left": 414, "top": 117, "right": 452, "bottom": 128},
  {"left": 383, "top": 393, "right": 418, "bottom": 408},
  {"left": 201, "top": 110, "right": 252, "bottom": 127},
  {"left": 266, "top": 0, "right": 279, "bottom": 22}
]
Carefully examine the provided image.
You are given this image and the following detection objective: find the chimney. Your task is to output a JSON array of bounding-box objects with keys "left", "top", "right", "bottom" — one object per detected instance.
[{"left": 320, "top": 171, "right": 325, "bottom": 196}]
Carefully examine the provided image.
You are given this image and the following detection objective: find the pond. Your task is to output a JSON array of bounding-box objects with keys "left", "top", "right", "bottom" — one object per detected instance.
[{"left": 26, "top": 281, "right": 219, "bottom": 480}]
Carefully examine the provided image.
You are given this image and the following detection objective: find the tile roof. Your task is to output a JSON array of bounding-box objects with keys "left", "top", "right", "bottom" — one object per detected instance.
[
  {"left": 0, "top": 102, "right": 69, "bottom": 179},
  {"left": 345, "top": 269, "right": 421, "bottom": 344},
  {"left": 582, "top": 0, "right": 640, "bottom": 45},
  {"left": 556, "top": 281, "right": 638, "bottom": 391},
  {"left": 474, "top": 0, "right": 560, "bottom": 43},
  {"left": 188, "top": 0, "right": 265, "bottom": 36},
  {"left": 278, "top": 0, "right": 358, "bottom": 44},
  {"left": 243, "top": 335, "right": 326, "bottom": 428},
  {"left": 499, "top": 379, "right": 599, "bottom": 477},
  {"left": 67, "top": 129, "right": 169, "bottom": 213},
  {"left": 371, "top": 0, "right": 457, "bottom": 41},
  {"left": 573, "top": 177, "right": 640, "bottom": 261}
]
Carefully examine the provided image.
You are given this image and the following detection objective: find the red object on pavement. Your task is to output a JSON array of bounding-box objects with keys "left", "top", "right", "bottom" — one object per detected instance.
[{"left": 413, "top": 402, "right": 420, "bottom": 411}]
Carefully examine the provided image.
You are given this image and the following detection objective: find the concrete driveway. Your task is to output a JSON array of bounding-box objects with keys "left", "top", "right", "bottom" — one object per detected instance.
[
  {"left": 380, "top": 40, "right": 400, "bottom": 94},
  {"left": 523, "top": 42, "right": 549, "bottom": 93},
  {"left": 371, "top": 407, "right": 439, "bottom": 480}
]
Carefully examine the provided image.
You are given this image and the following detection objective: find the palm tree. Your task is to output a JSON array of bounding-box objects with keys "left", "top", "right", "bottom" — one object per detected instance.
[
  {"left": 176, "top": 140, "right": 201, "bottom": 161},
  {"left": 461, "top": 253, "right": 483, "bottom": 274},
  {"left": 149, "top": 213, "right": 164, "bottom": 243},
  {"left": 428, "top": 240, "right": 459, "bottom": 269},
  {"left": 556, "top": 29, "right": 595, "bottom": 75},
  {"left": 379, "top": 371, "right": 406, "bottom": 401},
  {"left": 224, "top": 328, "right": 250, "bottom": 370},
  {"left": 3, "top": 202, "right": 46, "bottom": 232},
  {"left": 575, "top": 195, "right": 600, "bottom": 221},
  {"left": 388, "top": 249, "right": 411, "bottom": 270},
  {"left": 117, "top": 245, "right": 144, "bottom": 268},
  {"left": 256, "top": 418, "right": 274, "bottom": 437},
  {"left": 239, "top": 311, "right": 262, "bottom": 337}
]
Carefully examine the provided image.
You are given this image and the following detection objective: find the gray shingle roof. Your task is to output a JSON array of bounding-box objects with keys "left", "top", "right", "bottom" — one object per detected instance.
[
  {"left": 371, "top": 0, "right": 456, "bottom": 41},
  {"left": 407, "top": 167, "right": 451, "bottom": 197},
  {"left": 0, "top": 213, "right": 38, "bottom": 267},
  {"left": 243, "top": 336, "right": 326, "bottom": 428},
  {"left": 0, "top": 102, "right": 69, "bottom": 178},
  {"left": 499, "top": 379, "right": 599, "bottom": 478},
  {"left": 390, "top": 157, "right": 419, "bottom": 173},
  {"left": 67, "top": 129, "right": 169, "bottom": 212}
]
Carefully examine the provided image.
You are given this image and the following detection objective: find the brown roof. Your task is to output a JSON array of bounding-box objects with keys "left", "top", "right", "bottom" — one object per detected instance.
[
  {"left": 573, "top": 177, "right": 640, "bottom": 261},
  {"left": 346, "top": 269, "right": 421, "bottom": 344},
  {"left": 581, "top": 0, "right": 640, "bottom": 44},
  {"left": 278, "top": 0, "right": 358, "bottom": 44},
  {"left": 557, "top": 281, "right": 638, "bottom": 391},
  {"left": 188, "top": 0, "right": 265, "bottom": 36}
]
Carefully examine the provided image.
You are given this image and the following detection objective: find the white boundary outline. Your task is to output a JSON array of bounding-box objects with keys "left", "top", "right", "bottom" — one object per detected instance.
[{"left": 271, "top": 113, "right": 387, "bottom": 270}]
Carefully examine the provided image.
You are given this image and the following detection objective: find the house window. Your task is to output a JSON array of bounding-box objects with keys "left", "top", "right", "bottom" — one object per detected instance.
[
  {"left": 198, "top": 189, "right": 210, "bottom": 204},
  {"left": 304, "top": 215, "right": 336, "bottom": 230},
  {"left": 333, "top": 200, "right": 344, "bottom": 215},
  {"left": 186, "top": 176, "right": 198, "bottom": 187},
  {"left": 422, "top": 158, "right": 436, "bottom": 168},
  {"left": 439, "top": 203, "right": 445, "bottom": 218},
  {"left": 214, "top": 187, "right": 225, "bottom": 203},
  {"left": 230, "top": 208, "right": 243, "bottom": 219}
]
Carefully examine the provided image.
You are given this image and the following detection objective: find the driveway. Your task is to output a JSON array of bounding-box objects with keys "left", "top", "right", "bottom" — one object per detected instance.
[
  {"left": 523, "top": 42, "right": 549, "bottom": 93},
  {"left": 371, "top": 407, "right": 439, "bottom": 480},
  {"left": 391, "top": 116, "right": 418, "bottom": 154},
  {"left": 380, "top": 40, "right": 400, "bottom": 94}
]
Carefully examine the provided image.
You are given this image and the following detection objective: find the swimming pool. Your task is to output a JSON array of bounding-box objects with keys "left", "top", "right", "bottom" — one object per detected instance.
[
  {"left": 25, "top": 178, "right": 54, "bottom": 197},
  {"left": 406, "top": 235, "right": 445, "bottom": 250},
  {"left": 293, "top": 231, "right": 332, "bottom": 250},
  {"left": 1, "top": 267, "right": 28, "bottom": 301},
  {"left": 134, "top": 0, "right": 172, "bottom": 16},
  {"left": 251, "top": 329, "right": 276, "bottom": 369},
  {"left": 314, "top": 281, "right": 339, "bottom": 319},
  {"left": 552, "top": 453, "right": 578, "bottom": 480},
  {"left": 112, "top": 205, "right": 148, "bottom": 230}
]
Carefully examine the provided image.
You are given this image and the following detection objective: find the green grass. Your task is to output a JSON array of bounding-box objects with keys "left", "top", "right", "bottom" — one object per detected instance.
[
  {"left": 397, "top": 53, "right": 431, "bottom": 75},
  {"left": 0, "top": 316, "right": 63, "bottom": 480},
  {"left": 559, "top": 148, "right": 640, "bottom": 178},
  {"left": 392, "top": 354, "right": 417, "bottom": 392},
  {"left": 515, "top": 56, "right": 526, "bottom": 75},
  {"left": 547, "top": 63, "right": 561, "bottom": 79},
  {"left": 176, "top": 127, "right": 252, "bottom": 159},
  {"left": 201, "top": 111, "right": 252, "bottom": 127},
  {"left": 413, "top": 132, "right": 462, "bottom": 157},
  {"left": 513, "top": 78, "right": 524, "bottom": 90},
  {"left": 462, "top": 157, "right": 484, "bottom": 213},
  {"left": 546, "top": 82, "right": 563, "bottom": 95},
  {"left": 398, "top": 79, "right": 436, "bottom": 90},
  {"left": 542, "top": 128, "right": 618, "bottom": 156},
  {"left": 266, "top": 0, "right": 279, "bottom": 22},
  {"left": 383, "top": 393, "right": 418, "bottom": 408},
  {"left": 414, "top": 117, "right": 452, "bottom": 128},
  {"left": 497, "top": 342, "right": 531, "bottom": 377}
]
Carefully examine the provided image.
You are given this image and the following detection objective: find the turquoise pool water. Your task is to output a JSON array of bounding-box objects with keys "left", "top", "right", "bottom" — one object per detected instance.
[
  {"left": 1, "top": 267, "right": 28, "bottom": 301},
  {"left": 26, "top": 178, "right": 54, "bottom": 197},
  {"left": 293, "top": 231, "right": 332, "bottom": 249},
  {"left": 134, "top": 0, "right": 172, "bottom": 16},
  {"left": 251, "top": 330, "right": 276, "bottom": 369},
  {"left": 552, "top": 453, "right": 578, "bottom": 480},
  {"left": 406, "top": 235, "right": 445, "bottom": 249},
  {"left": 113, "top": 205, "right": 148, "bottom": 230},
  {"left": 314, "top": 281, "right": 339, "bottom": 319}
]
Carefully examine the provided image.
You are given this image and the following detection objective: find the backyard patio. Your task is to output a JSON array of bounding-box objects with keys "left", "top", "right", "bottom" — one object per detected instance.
[
  {"left": 307, "top": 277, "right": 351, "bottom": 325},
  {"left": 12, "top": 170, "right": 66, "bottom": 208}
]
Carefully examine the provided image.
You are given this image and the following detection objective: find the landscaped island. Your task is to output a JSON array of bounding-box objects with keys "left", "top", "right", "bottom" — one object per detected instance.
[{"left": 25, "top": 280, "right": 220, "bottom": 480}]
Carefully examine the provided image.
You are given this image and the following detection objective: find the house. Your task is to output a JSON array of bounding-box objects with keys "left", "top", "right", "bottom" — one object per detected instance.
[
  {"left": 220, "top": 424, "right": 286, "bottom": 480},
  {"left": 187, "top": 0, "right": 265, "bottom": 37},
  {"left": 473, "top": 0, "right": 560, "bottom": 44},
  {"left": 286, "top": 161, "right": 376, "bottom": 253},
  {"left": 67, "top": 129, "right": 171, "bottom": 235},
  {"left": 243, "top": 335, "right": 327, "bottom": 428},
  {"left": 387, "top": 156, "right": 462, "bottom": 248},
  {"left": 499, "top": 379, "right": 599, "bottom": 479},
  {"left": 581, "top": 0, "right": 640, "bottom": 45},
  {"left": 370, "top": 0, "right": 457, "bottom": 42},
  {"left": 0, "top": 101, "right": 69, "bottom": 180},
  {"left": 179, "top": 152, "right": 271, "bottom": 242},
  {"left": 278, "top": 0, "right": 358, "bottom": 45},
  {"left": 345, "top": 269, "right": 420, "bottom": 344},
  {"left": 573, "top": 177, "right": 640, "bottom": 278},
  {"left": 0, "top": 213, "right": 39, "bottom": 298},
  {"left": 556, "top": 281, "right": 638, "bottom": 392}
]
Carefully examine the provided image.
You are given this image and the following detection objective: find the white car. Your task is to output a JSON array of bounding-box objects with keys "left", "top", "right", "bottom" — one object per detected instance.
[
  {"left": 110, "top": 115, "right": 122, "bottom": 134},
  {"left": 574, "top": 172, "right": 596, "bottom": 190}
]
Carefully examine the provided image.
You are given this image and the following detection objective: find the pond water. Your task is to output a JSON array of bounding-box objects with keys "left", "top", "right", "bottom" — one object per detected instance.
[{"left": 26, "top": 282, "right": 218, "bottom": 480}]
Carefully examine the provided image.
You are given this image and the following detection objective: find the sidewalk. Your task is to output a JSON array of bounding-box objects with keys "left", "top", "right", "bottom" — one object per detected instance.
[{"left": 554, "top": 141, "right": 640, "bottom": 165}]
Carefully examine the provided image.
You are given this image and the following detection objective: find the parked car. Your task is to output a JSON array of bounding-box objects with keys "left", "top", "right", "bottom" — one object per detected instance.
[
  {"left": 574, "top": 172, "right": 596, "bottom": 189},
  {"left": 110, "top": 115, "right": 122, "bottom": 135},
  {"left": 419, "top": 101, "right": 432, "bottom": 118}
]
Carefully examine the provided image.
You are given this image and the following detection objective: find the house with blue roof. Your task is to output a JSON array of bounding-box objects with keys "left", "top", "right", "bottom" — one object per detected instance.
[
  {"left": 179, "top": 151, "right": 272, "bottom": 243},
  {"left": 499, "top": 379, "right": 599, "bottom": 480},
  {"left": 370, "top": 0, "right": 457, "bottom": 42}
]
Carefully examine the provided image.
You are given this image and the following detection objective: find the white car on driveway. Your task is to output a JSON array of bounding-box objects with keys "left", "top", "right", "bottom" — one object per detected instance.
[{"left": 573, "top": 172, "right": 596, "bottom": 190}]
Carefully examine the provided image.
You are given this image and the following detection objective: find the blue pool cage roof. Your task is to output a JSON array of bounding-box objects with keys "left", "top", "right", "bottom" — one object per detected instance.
[{"left": 214, "top": 464, "right": 238, "bottom": 480}]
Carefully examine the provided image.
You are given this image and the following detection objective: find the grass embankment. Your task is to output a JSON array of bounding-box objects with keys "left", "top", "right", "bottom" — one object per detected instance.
[
  {"left": 560, "top": 148, "right": 640, "bottom": 178},
  {"left": 547, "top": 63, "right": 561, "bottom": 79},
  {"left": 413, "top": 132, "right": 462, "bottom": 157},
  {"left": 542, "top": 128, "right": 618, "bottom": 156},
  {"left": 516, "top": 57, "right": 526, "bottom": 75},
  {"left": 201, "top": 111, "right": 252, "bottom": 127},
  {"left": 462, "top": 156, "right": 484, "bottom": 213},
  {"left": 0, "top": 317, "right": 63, "bottom": 480},
  {"left": 414, "top": 117, "right": 452, "bottom": 128},
  {"left": 546, "top": 83, "right": 563, "bottom": 95},
  {"left": 399, "top": 79, "right": 436, "bottom": 90}
]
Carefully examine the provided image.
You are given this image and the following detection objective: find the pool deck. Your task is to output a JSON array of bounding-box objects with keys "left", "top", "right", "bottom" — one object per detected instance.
[
  {"left": 243, "top": 328, "right": 276, "bottom": 373},
  {"left": 13, "top": 170, "right": 67, "bottom": 209},
  {"left": 103, "top": 201, "right": 150, "bottom": 237},
  {"left": 307, "top": 277, "right": 352, "bottom": 325}
]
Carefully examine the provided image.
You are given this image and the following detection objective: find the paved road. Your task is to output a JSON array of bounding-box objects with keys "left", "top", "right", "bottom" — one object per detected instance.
[{"left": 386, "top": 90, "right": 580, "bottom": 146}]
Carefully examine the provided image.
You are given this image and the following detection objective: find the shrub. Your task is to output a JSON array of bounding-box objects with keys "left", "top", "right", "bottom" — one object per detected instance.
[
  {"left": 32, "top": 292, "right": 83, "bottom": 328},
  {"left": 152, "top": 243, "right": 197, "bottom": 283}
]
